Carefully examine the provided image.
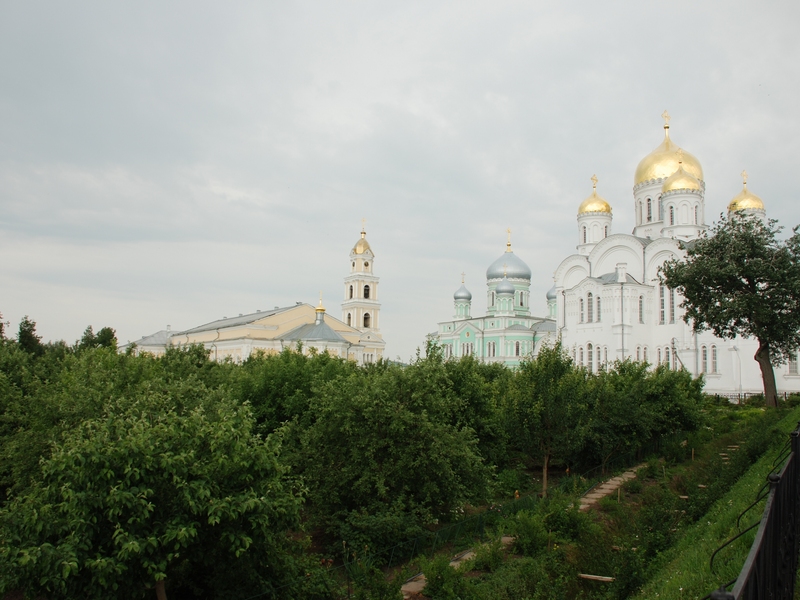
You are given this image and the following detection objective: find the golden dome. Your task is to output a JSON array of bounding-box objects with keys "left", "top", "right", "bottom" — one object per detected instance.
[
  {"left": 728, "top": 171, "right": 765, "bottom": 212},
  {"left": 662, "top": 153, "right": 701, "bottom": 193},
  {"left": 634, "top": 112, "right": 703, "bottom": 185},
  {"left": 578, "top": 174, "right": 612, "bottom": 214},
  {"left": 353, "top": 230, "right": 372, "bottom": 254}
]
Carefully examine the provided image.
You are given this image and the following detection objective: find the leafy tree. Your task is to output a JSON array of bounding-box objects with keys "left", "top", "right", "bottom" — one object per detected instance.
[
  {"left": 583, "top": 361, "right": 703, "bottom": 473},
  {"left": 0, "top": 386, "right": 306, "bottom": 599},
  {"left": 79, "top": 326, "right": 118, "bottom": 350},
  {"left": 660, "top": 214, "right": 800, "bottom": 406},
  {"left": 17, "top": 316, "right": 43, "bottom": 356},
  {"left": 508, "top": 342, "right": 589, "bottom": 496},
  {"left": 292, "top": 355, "right": 490, "bottom": 554}
]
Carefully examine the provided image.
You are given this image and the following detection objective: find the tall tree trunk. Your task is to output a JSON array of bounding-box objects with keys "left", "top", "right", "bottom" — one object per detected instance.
[
  {"left": 155, "top": 580, "right": 167, "bottom": 600},
  {"left": 755, "top": 342, "right": 778, "bottom": 408},
  {"left": 541, "top": 452, "right": 549, "bottom": 498}
]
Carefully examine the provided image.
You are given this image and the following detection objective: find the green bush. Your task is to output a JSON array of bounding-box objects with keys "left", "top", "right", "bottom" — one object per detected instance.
[
  {"left": 419, "top": 554, "right": 472, "bottom": 600},
  {"left": 509, "top": 510, "right": 548, "bottom": 557},
  {"left": 623, "top": 478, "right": 643, "bottom": 494},
  {"left": 468, "top": 539, "right": 506, "bottom": 573}
]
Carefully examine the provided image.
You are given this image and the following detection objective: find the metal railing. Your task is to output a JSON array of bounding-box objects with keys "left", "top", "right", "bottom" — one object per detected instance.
[{"left": 707, "top": 424, "right": 800, "bottom": 600}]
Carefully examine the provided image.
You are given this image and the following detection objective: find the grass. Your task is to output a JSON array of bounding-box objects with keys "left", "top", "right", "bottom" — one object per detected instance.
[{"left": 631, "top": 405, "right": 800, "bottom": 600}]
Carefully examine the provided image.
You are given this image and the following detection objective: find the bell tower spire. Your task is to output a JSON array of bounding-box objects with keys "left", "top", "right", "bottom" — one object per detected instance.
[{"left": 342, "top": 222, "right": 382, "bottom": 336}]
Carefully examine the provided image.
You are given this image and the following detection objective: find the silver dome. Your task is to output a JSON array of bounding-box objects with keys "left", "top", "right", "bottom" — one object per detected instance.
[
  {"left": 486, "top": 251, "right": 531, "bottom": 280},
  {"left": 546, "top": 285, "right": 558, "bottom": 301},
  {"left": 454, "top": 284, "right": 472, "bottom": 301},
  {"left": 496, "top": 277, "right": 515, "bottom": 295}
]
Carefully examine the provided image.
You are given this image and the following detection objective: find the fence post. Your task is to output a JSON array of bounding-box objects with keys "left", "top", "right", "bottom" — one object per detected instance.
[{"left": 710, "top": 587, "right": 734, "bottom": 600}]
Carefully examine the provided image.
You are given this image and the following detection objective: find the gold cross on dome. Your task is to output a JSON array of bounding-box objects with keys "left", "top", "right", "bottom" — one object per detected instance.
[
  {"left": 461, "top": 271, "right": 465, "bottom": 284},
  {"left": 662, "top": 110, "right": 671, "bottom": 127},
  {"left": 591, "top": 174, "right": 598, "bottom": 190},
  {"left": 361, "top": 217, "right": 366, "bottom": 232},
  {"left": 741, "top": 170, "right": 748, "bottom": 186}
]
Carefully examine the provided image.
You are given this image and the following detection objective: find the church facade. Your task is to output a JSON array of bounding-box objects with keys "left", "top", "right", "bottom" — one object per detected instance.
[
  {"left": 432, "top": 233, "right": 556, "bottom": 368},
  {"left": 433, "top": 113, "right": 800, "bottom": 397},
  {"left": 551, "top": 112, "right": 800, "bottom": 397},
  {"left": 123, "top": 227, "right": 385, "bottom": 364}
]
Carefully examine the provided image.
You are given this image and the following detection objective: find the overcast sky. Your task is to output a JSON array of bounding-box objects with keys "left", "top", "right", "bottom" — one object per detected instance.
[{"left": 1, "top": 1, "right": 799, "bottom": 361}]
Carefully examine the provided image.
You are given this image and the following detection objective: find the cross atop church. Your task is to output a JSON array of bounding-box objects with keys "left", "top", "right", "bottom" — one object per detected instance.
[
  {"left": 506, "top": 227, "right": 512, "bottom": 252},
  {"left": 591, "top": 174, "right": 598, "bottom": 190},
  {"left": 662, "top": 110, "right": 671, "bottom": 127},
  {"left": 361, "top": 217, "right": 366, "bottom": 233},
  {"left": 461, "top": 271, "right": 465, "bottom": 284},
  {"left": 741, "top": 170, "right": 748, "bottom": 187}
]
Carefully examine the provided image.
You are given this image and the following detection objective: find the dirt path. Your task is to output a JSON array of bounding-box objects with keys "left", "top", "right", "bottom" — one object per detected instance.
[
  {"left": 578, "top": 464, "right": 645, "bottom": 512},
  {"left": 400, "top": 536, "right": 515, "bottom": 599}
]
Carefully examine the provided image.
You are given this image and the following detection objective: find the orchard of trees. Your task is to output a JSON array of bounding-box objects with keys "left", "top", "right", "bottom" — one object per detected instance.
[{"left": 0, "top": 315, "right": 706, "bottom": 599}]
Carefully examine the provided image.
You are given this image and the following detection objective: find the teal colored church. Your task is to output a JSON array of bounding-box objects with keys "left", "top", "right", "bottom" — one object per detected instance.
[{"left": 432, "top": 233, "right": 556, "bottom": 367}]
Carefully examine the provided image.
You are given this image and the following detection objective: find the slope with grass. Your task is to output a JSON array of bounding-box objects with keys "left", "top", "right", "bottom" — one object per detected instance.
[{"left": 632, "top": 405, "right": 800, "bottom": 599}]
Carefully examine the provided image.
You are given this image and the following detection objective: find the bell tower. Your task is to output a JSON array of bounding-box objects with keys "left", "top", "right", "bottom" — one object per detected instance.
[{"left": 342, "top": 221, "right": 381, "bottom": 334}]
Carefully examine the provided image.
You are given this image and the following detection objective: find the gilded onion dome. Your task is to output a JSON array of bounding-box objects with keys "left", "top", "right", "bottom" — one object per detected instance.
[
  {"left": 635, "top": 111, "right": 703, "bottom": 185},
  {"left": 578, "top": 174, "right": 612, "bottom": 214},
  {"left": 662, "top": 150, "right": 702, "bottom": 193},
  {"left": 352, "top": 229, "right": 372, "bottom": 254},
  {"left": 728, "top": 171, "right": 765, "bottom": 212}
]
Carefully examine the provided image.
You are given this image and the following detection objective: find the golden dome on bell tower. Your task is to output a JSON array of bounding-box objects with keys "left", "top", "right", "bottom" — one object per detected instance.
[{"left": 634, "top": 111, "right": 704, "bottom": 186}]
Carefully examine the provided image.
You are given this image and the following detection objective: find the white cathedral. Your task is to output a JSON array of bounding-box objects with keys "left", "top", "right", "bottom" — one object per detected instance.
[{"left": 437, "top": 113, "right": 800, "bottom": 398}]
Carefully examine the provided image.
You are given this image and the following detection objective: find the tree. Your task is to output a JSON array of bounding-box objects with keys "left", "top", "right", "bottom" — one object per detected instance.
[
  {"left": 508, "top": 342, "right": 588, "bottom": 496},
  {"left": 17, "top": 316, "right": 43, "bottom": 356},
  {"left": 79, "top": 326, "right": 117, "bottom": 350},
  {"left": 0, "top": 386, "right": 306, "bottom": 599},
  {"left": 660, "top": 214, "right": 800, "bottom": 407}
]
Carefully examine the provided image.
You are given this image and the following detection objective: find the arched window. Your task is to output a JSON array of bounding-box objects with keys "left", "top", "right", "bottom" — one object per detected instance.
[
  {"left": 519, "top": 292, "right": 524, "bottom": 307},
  {"left": 349, "top": 285, "right": 354, "bottom": 299},
  {"left": 364, "top": 285, "right": 370, "bottom": 299},
  {"left": 701, "top": 346, "right": 708, "bottom": 373},
  {"left": 669, "top": 205, "right": 675, "bottom": 225},
  {"left": 587, "top": 292, "right": 594, "bottom": 322},
  {"left": 579, "top": 298, "right": 585, "bottom": 323},
  {"left": 347, "top": 313, "right": 352, "bottom": 326},
  {"left": 647, "top": 198, "right": 652, "bottom": 222},
  {"left": 364, "top": 262, "right": 369, "bottom": 270},
  {"left": 582, "top": 226, "right": 587, "bottom": 243},
  {"left": 587, "top": 343, "right": 594, "bottom": 372},
  {"left": 604, "top": 225, "right": 608, "bottom": 238},
  {"left": 351, "top": 261, "right": 355, "bottom": 269},
  {"left": 658, "top": 197, "right": 664, "bottom": 220},
  {"left": 643, "top": 347, "right": 648, "bottom": 363},
  {"left": 597, "top": 346, "right": 602, "bottom": 370},
  {"left": 363, "top": 313, "right": 371, "bottom": 328},
  {"left": 659, "top": 286, "right": 666, "bottom": 324},
  {"left": 665, "top": 347, "right": 671, "bottom": 368},
  {"left": 639, "top": 295, "right": 644, "bottom": 323},
  {"left": 711, "top": 345, "right": 718, "bottom": 373},
  {"left": 515, "top": 341, "right": 520, "bottom": 356},
  {"left": 596, "top": 297, "right": 602, "bottom": 322},
  {"left": 694, "top": 205, "right": 698, "bottom": 224},
  {"left": 491, "top": 292, "right": 495, "bottom": 307},
  {"left": 636, "top": 346, "right": 641, "bottom": 361},
  {"left": 579, "top": 347, "right": 584, "bottom": 366},
  {"left": 657, "top": 348, "right": 662, "bottom": 364},
  {"left": 789, "top": 353, "right": 798, "bottom": 375},
  {"left": 669, "top": 288, "right": 676, "bottom": 323}
]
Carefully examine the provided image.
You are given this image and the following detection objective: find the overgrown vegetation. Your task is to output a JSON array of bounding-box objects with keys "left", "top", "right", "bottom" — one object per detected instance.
[{"left": 0, "top": 314, "right": 786, "bottom": 599}]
